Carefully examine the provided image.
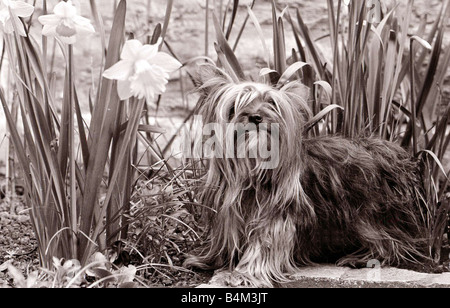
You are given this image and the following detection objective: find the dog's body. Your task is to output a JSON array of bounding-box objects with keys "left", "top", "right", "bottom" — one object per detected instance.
[
  {"left": 300, "top": 136, "right": 426, "bottom": 265},
  {"left": 184, "top": 67, "right": 430, "bottom": 287}
]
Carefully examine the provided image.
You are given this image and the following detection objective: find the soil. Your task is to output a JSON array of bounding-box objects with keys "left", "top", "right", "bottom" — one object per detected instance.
[
  {"left": 0, "top": 0, "right": 449, "bottom": 288},
  {"left": 0, "top": 191, "right": 39, "bottom": 287}
]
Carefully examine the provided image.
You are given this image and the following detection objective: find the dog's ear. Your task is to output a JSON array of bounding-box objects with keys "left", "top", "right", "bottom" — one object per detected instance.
[
  {"left": 298, "top": 84, "right": 310, "bottom": 102},
  {"left": 282, "top": 82, "right": 313, "bottom": 122},
  {"left": 195, "top": 64, "right": 230, "bottom": 95},
  {"left": 195, "top": 64, "right": 220, "bottom": 87},
  {"left": 283, "top": 82, "right": 310, "bottom": 103}
]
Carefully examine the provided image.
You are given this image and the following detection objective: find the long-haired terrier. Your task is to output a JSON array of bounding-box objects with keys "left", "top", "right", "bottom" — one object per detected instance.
[{"left": 184, "top": 65, "right": 430, "bottom": 287}]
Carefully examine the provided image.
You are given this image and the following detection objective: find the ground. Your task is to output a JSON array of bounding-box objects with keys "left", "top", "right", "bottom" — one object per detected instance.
[
  {"left": 0, "top": 0, "right": 449, "bottom": 288},
  {"left": 202, "top": 265, "right": 450, "bottom": 288},
  {"left": 0, "top": 184, "right": 214, "bottom": 287},
  {"left": 0, "top": 193, "right": 39, "bottom": 287}
]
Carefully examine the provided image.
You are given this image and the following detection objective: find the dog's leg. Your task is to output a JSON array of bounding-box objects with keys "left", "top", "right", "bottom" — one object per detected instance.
[{"left": 223, "top": 214, "right": 299, "bottom": 287}]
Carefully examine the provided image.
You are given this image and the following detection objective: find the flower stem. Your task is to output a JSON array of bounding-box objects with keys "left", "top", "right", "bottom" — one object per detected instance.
[
  {"left": 68, "top": 44, "right": 78, "bottom": 259},
  {"left": 205, "top": 0, "right": 210, "bottom": 57},
  {"left": 42, "top": 0, "right": 48, "bottom": 71}
]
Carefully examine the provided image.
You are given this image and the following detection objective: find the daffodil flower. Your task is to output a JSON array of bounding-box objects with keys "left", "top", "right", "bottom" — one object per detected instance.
[
  {"left": 0, "top": 0, "right": 34, "bottom": 37},
  {"left": 38, "top": 0, "right": 95, "bottom": 45},
  {"left": 103, "top": 39, "right": 183, "bottom": 102}
]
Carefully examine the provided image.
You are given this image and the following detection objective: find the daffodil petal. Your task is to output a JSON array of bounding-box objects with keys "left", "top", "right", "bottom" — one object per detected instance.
[
  {"left": 117, "top": 80, "right": 133, "bottom": 101},
  {"left": 10, "top": 1, "right": 34, "bottom": 17},
  {"left": 143, "top": 92, "right": 155, "bottom": 102},
  {"left": 2, "top": 19, "right": 13, "bottom": 33},
  {"left": 0, "top": 9, "right": 8, "bottom": 25},
  {"left": 10, "top": 10, "right": 26, "bottom": 36},
  {"left": 130, "top": 65, "right": 169, "bottom": 101},
  {"left": 73, "top": 15, "right": 95, "bottom": 33},
  {"left": 38, "top": 14, "right": 60, "bottom": 26},
  {"left": 53, "top": 0, "right": 77, "bottom": 18},
  {"left": 41, "top": 24, "right": 57, "bottom": 37},
  {"left": 103, "top": 60, "right": 134, "bottom": 81},
  {"left": 121, "top": 40, "right": 143, "bottom": 60},
  {"left": 150, "top": 52, "right": 182, "bottom": 72},
  {"left": 59, "top": 34, "right": 76, "bottom": 45},
  {"left": 137, "top": 44, "right": 159, "bottom": 61}
]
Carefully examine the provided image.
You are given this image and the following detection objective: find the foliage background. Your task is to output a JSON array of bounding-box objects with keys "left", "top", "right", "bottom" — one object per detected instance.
[
  {"left": 0, "top": 0, "right": 448, "bottom": 287},
  {"left": 1, "top": 0, "right": 448, "bottom": 166}
]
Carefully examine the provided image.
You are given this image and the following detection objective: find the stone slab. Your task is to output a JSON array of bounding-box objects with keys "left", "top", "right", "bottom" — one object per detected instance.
[{"left": 198, "top": 265, "right": 450, "bottom": 288}]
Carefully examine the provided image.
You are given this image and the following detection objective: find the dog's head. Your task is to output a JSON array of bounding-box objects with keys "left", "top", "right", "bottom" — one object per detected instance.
[
  {"left": 194, "top": 65, "right": 311, "bottom": 184},
  {"left": 196, "top": 65, "right": 311, "bottom": 128}
]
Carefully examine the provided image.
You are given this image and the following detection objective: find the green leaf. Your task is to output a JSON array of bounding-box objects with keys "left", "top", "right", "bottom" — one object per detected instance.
[
  {"left": 79, "top": 0, "right": 127, "bottom": 264},
  {"left": 212, "top": 13, "right": 245, "bottom": 80},
  {"left": 277, "top": 61, "right": 309, "bottom": 87},
  {"left": 247, "top": 6, "right": 270, "bottom": 68},
  {"left": 138, "top": 124, "right": 166, "bottom": 134},
  {"left": 419, "top": 150, "right": 449, "bottom": 180},
  {"left": 314, "top": 80, "right": 332, "bottom": 99},
  {"left": 225, "top": 0, "right": 239, "bottom": 40},
  {"left": 305, "top": 104, "right": 344, "bottom": 133},
  {"left": 160, "top": 0, "right": 173, "bottom": 47}
]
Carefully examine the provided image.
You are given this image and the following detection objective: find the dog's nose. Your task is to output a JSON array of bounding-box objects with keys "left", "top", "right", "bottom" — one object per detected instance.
[{"left": 249, "top": 114, "right": 263, "bottom": 124}]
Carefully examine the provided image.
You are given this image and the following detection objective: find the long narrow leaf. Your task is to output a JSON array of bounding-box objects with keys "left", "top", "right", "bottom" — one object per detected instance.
[
  {"left": 212, "top": 13, "right": 245, "bottom": 80},
  {"left": 79, "top": 0, "right": 127, "bottom": 263}
]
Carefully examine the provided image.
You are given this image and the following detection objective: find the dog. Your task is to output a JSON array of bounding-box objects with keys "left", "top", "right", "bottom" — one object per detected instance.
[{"left": 184, "top": 65, "right": 431, "bottom": 287}]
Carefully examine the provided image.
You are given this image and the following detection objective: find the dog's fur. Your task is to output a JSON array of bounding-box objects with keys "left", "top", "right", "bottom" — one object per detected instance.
[{"left": 184, "top": 66, "right": 430, "bottom": 287}]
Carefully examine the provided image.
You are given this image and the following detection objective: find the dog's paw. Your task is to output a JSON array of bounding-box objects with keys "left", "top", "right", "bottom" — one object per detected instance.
[
  {"left": 225, "top": 272, "right": 248, "bottom": 287},
  {"left": 210, "top": 270, "right": 246, "bottom": 287},
  {"left": 209, "top": 270, "right": 234, "bottom": 287},
  {"left": 210, "top": 270, "right": 266, "bottom": 287}
]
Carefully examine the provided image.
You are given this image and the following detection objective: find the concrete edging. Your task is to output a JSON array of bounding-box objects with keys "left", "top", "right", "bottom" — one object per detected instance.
[{"left": 198, "top": 265, "right": 450, "bottom": 288}]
